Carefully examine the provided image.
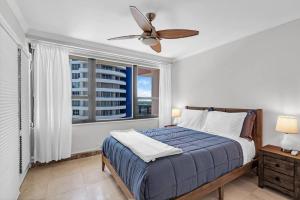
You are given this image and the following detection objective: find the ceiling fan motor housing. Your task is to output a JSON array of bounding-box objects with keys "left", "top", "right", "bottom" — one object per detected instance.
[{"left": 139, "top": 37, "right": 159, "bottom": 46}]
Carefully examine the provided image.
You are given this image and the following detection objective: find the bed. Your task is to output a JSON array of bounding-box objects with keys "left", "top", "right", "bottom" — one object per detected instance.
[{"left": 101, "top": 106, "right": 263, "bottom": 200}]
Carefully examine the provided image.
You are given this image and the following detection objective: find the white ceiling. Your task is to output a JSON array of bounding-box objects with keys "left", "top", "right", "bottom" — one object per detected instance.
[{"left": 13, "top": 0, "right": 300, "bottom": 58}]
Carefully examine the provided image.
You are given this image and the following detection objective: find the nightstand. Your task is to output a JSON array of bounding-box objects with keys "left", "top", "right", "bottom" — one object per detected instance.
[{"left": 258, "top": 145, "right": 300, "bottom": 199}]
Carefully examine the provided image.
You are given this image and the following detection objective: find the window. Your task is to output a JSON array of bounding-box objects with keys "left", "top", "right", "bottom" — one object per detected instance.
[
  {"left": 72, "top": 100, "right": 80, "bottom": 106},
  {"left": 82, "top": 101, "right": 88, "bottom": 107},
  {"left": 134, "top": 67, "right": 159, "bottom": 118},
  {"left": 82, "top": 72, "right": 88, "bottom": 78},
  {"left": 72, "top": 82, "right": 80, "bottom": 88},
  {"left": 72, "top": 91, "right": 80, "bottom": 96},
  {"left": 70, "top": 56, "right": 159, "bottom": 123},
  {"left": 70, "top": 57, "right": 89, "bottom": 122},
  {"left": 72, "top": 64, "right": 80, "bottom": 70},
  {"left": 73, "top": 110, "right": 80, "bottom": 115},
  {"left": 72, "top": 73, "right": 80, "bottom": 79},
  {"left": 82, "top": 82, "right": 88, "bottom": 88}
]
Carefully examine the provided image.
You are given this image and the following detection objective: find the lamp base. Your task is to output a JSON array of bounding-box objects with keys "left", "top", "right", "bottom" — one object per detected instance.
[
  {"left": 280, "top": 134, "right": 293, "bottom": 153},
  {"left": 281, "top": 148, "right": 292, "bottom": 153},
  {"left": 173, "top": 117, "right": 180, "bottom": 125}
]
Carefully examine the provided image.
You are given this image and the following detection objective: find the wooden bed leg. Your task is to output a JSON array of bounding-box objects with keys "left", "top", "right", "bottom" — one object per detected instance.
[
  {"left": 101, "top": 154, "right": 105, "bottom": 172},
  {"left": 218, "top": 186, "right": 224, "bottom": 200}
]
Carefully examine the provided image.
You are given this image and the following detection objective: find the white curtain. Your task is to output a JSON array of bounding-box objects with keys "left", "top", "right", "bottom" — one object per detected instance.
[
  {"left": 33, "top": 44, "right": 72, "bottom": 163},
  {"left": 159, "top": 63, "right": 172, "bottom": 127}
]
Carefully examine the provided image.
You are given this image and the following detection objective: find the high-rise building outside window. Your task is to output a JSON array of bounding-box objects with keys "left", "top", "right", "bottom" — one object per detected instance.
[
  {"left": 70, "top": 56, "right": 159, "bottom": 123},
  {"left": 70, "top": 55, "right": 159, "bottom": 124}
]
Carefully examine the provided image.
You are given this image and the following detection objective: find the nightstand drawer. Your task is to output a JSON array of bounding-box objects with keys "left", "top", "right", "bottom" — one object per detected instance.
[
  {"left": 264, "top": 168, "right": 294, "bottom": 191},
  {"left": 264, "top": 156, "right": 294, "bottom": 176}
]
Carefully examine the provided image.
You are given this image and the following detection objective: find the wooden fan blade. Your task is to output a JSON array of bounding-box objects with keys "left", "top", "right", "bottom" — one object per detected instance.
[
  {"left": 157, "top": 29, "right": 199, "bottom": 39},
  {"left": 130, "top": 6, "right": 152, "bottom": 32},
  {"left": 151, "top": 42, "right": 161, "bottom": 53},
  {"left": 108, "top": 35, "right": 140, "bottom": 40}
]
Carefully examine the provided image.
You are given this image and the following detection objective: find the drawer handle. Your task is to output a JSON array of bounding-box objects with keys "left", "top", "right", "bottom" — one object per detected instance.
[
  {"left": 275, "top": 164, "right": 280, "bottom": 167},
  {"left": 275, "top": 177, "right": 281, "bottom": 182}
]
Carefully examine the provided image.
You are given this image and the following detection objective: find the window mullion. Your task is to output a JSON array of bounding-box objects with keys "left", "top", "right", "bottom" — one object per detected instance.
[
  {"left": 132, "top": 65, "right": 138, "bottom": 118},
  {"left": 88, "top": 58, "right": 96, "bottom": 122}
]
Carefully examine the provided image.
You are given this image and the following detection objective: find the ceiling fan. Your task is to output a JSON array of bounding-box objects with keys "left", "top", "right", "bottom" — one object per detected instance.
[{"left": 108, "top": 6, "right": 199, "bottom": 53}]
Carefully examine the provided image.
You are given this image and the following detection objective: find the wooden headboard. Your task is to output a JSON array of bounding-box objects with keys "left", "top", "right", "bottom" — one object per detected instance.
[{"left": 185, "top": 106, "right": 263, "bottom": 154}]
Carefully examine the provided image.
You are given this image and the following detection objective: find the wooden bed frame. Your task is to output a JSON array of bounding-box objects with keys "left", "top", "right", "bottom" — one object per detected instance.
[{"left": 101, "top": 106, "right": 263, "bottom": 200}]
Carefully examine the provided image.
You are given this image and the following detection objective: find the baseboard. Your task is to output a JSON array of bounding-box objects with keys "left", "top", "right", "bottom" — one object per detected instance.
[
  {"left": 31, "top": 149, "right": 102, "bottom": 168},
  {"left": 70, "top": 149, "right": 102, "bottom": 159}
]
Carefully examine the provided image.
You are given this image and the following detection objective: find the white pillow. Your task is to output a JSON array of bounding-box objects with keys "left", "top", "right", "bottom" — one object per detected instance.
[
  {"left": 202, "top": 111, "right": 247, "bottom": 138},
  {"left": 177, "top": 109, "right": 208, "bottom": 131}
]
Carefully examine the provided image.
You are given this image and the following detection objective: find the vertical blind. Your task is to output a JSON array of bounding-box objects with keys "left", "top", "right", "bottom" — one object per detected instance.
[
  {"left": 0, "top": 24, "right": 20, "bottom": 199},
  {"left": 0, "top": 25, "right": 31, "bottom": 199}
]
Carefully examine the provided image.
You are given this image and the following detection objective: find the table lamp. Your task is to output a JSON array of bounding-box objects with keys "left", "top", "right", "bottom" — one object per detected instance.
[
  {"left": 172, "top": 108, "right": 181, "bottom": 125},
  {"left": 275, "top": 116, "right": 298, "bottom": 152}
]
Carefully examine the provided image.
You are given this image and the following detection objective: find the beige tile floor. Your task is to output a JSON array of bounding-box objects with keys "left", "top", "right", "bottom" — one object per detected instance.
[{"left": 19, "top": 155, "right": 292, "bottom": 200}]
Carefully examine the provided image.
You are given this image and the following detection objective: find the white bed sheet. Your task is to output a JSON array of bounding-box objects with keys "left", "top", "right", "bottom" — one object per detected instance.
[
  {"left": 231, "top": 136, "right": 256, "bottom": 165},
  {"left": 206, "top": 131, "right": 256, "bottom": 164}
]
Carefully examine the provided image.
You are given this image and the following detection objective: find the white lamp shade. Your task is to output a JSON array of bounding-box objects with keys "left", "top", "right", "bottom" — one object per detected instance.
[
  {"left": 276, "top": 116, "right": 298, "bottom": 134},
  {"left": 172, "top": 108, "right": 181, "bottom": 118}
]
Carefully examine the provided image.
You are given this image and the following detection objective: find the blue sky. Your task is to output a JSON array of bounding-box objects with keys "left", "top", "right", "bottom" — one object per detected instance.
[{"left": 137, "top": 76, "right": 152, "bottom": 97}]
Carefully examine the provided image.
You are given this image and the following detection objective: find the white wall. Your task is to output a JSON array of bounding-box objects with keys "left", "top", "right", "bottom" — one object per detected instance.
[
  {"left": 72, "top": 118, "right": 159, "bottom": 154},
  {"left": 0, "top": 0, "right": 25, "bottom": 43},
  {"left": 172, "top": 19, "right": 300, "bottom": 148}
]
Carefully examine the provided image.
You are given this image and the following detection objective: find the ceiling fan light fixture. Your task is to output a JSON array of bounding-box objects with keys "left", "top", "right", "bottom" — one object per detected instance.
[{"left": 140, "top": 37, "right": 159, "bottom": 46}]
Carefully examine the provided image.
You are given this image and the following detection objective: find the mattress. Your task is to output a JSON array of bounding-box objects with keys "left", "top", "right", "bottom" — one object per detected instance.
[{"left": 102, "top": 127, "right": 245, "bottom": 200}]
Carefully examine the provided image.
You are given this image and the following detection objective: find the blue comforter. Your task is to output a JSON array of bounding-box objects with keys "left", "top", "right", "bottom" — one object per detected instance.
[{"left": 102, "top": 127, "right": 243, "bottom": 200}]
